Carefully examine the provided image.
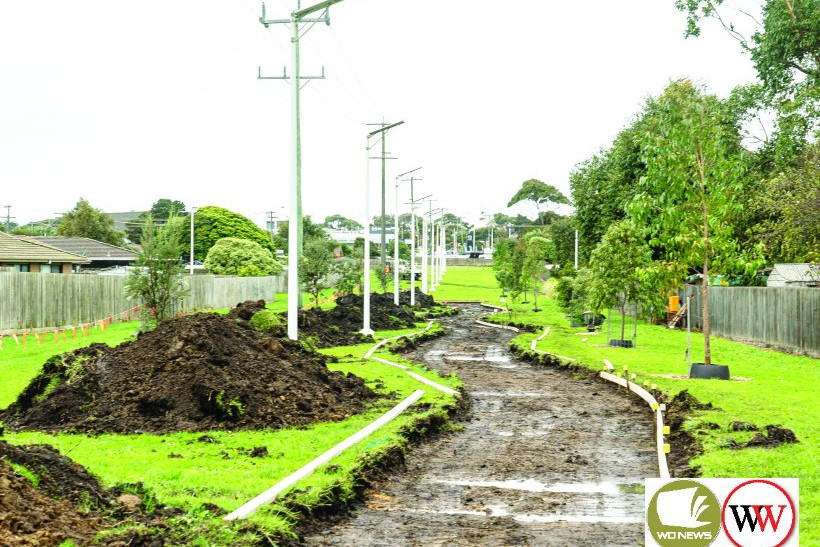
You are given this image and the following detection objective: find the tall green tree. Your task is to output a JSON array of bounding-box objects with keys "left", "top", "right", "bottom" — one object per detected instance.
[
  {"left": 126, "top": 199, "right": 187, "bottom": 243},
  {"left": 57, "top": 199, "right": 125, "bottom": 246},
  {"left": 507, "top": 179, "right": 570, "bottom": 225},
  {"left": 124, "top": 215, "right": 188, "bottom": 324},
  {"left": 751, "top": 142, "right": 820, "bottom": 262},
  {"left": 676, "top": 0, "right": 819, "bottom": 167},
  {"left": 587, "top": 221, "right": 652, "bottom": 342},
  {"left": 193, "top": 206, "right": 275, "bottom": 260},
  {"left": 323, "top": 214, "right": 362, "bottom": 231},
  {"left": 629, "top": 80, "right": 755, "bottom": 365}
]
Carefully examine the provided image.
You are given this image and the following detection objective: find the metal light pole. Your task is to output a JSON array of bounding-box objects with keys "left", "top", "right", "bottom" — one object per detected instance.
[
  {"left": 189, "top": 207, "right": 198, "bottom": 276},
  {"left": 259, "top": 0, "right": 345, "bottom": 341},
  {"left": 362, "top": 121, "right": 404, "bottom": 335},
  {"left": 394, "top": 167, "right": 422, "bottom": 305}
]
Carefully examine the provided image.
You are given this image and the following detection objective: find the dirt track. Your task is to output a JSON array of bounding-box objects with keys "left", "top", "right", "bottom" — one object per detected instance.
[{"left": 302, "top": 306, "right": 656, "bottom": 546}]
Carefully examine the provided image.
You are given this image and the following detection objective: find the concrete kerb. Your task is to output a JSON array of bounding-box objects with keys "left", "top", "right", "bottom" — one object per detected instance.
[
  {"left": 600, "top": 365, "right": 670, "bottom": 479},
  {"left": 223, "top": 390, "right": 426, "bottom": 521}
]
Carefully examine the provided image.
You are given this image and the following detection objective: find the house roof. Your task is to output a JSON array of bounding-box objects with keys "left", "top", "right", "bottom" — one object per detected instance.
[
  {"left": 0, "top": 232, "right": 88, "bottom": 263},
  {"left": 770, "top": 263, "right": 819, "bottom": 283},
  {"left": 24, "top": 236, "right": 136, "bottom": 261},
  {"left": 108, "top": 211, "right": 146, "bottom": 232}
]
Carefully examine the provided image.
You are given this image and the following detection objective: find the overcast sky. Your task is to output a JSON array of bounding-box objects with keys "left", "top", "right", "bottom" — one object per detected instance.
[{"left": 0, "top": 1, "right": 761, "bottom": 229}]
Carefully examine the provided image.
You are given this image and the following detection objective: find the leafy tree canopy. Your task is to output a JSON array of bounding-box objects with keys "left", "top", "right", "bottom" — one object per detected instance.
[
  {"left": 193, "top": 206, "right": 275, "bottom": 260},
  {"left": 586, "top": 221, "right": 652, "bottom": 339},
  {"left": 323, "top": 214, "right": 362, "bottom": 231},
  {"left": 507, "top": 179, "right": 570, "bottom": 224},
  {"left": 57, "top": 199, "right": 125, "bottom": 246},
  {"left": 126, "top": 199, "right": 187, "bottom": 243},
  {"left": 204, "top": 237, "right": 283, "bottom": 277},
  {"left": 676, "top": 0, "right": 818, "bottom": 169}
]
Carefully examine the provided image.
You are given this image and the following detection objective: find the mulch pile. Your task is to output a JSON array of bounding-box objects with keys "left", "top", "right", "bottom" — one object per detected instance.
[{"left": 1, "top": 306, "right": 378, "bottom": 434}]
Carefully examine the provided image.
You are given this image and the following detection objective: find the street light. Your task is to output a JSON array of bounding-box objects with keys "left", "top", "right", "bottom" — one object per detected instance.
[
  {"left": 394, "top": 167, "right": 422, "bottom": 306},
  {"left": 362, "top": 121, "right": 404, "bottom": 335},
  {"left": 259, "top": 0, "right": 347, "bottom": 341},
  {"left": 189, "top": 207, "right": 198, "bottom": 276}
]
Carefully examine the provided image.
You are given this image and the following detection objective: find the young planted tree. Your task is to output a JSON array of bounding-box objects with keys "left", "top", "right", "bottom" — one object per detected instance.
[
  {"left": 204, "top": 237, "right": 283, "bottom": 277},
  {"left": 299, "top": 238, "right": 334, "bottom": 308},
  {"left": 492, "top": 239, "right": 519, "bottom": 297},
  {"left": 124, "top": 216, "right": 189, "bottom": 324},
  {"left": 630, "top": 80, "right": 752, "bottom": 365},
  {"left": 519, "top": 234, "right": 555, "bottom": 311},
  {"left": 586, "top": 221, "right": 652, "bottom": 343}
]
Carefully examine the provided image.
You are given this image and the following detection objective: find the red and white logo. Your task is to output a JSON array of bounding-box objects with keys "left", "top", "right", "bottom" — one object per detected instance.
[{"left": 722, "top": 480, "right": 796, "bottom": 547}]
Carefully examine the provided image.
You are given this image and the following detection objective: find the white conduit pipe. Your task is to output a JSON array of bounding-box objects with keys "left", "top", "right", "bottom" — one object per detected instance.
[
  {"left": 364, "top": 320, "right": 435, "bottom": 359},
  {"left": 365, "top": 327, "right": 458, "bottom": 395},
  {"left": 475, "top": 319, "right": 519, "bottom": 332},
  {"left": 223, "top": 389, "right": 426, "bottom": 521},
  {"left": 530, "top": 326, "right": 551, "bottom": 350}
]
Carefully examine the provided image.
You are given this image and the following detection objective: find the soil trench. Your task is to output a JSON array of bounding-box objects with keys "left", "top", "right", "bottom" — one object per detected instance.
[{"left": 302, "top": 306, "right": 656, "bottom": 546}]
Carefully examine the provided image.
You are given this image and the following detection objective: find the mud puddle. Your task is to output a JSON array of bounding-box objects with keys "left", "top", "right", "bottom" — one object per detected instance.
[{"left": 301, "top": 306, "right": 656, "bottom": 546}]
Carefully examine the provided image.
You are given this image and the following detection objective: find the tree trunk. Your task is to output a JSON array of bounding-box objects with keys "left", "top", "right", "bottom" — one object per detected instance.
[
  {"left": 702, "top": 231, "right": 711, "bottom": 366},
  {"left": 620, "top": 300, "right": 627, "bottom": 340}
]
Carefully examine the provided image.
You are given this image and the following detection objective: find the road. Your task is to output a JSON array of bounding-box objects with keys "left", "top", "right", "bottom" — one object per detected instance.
[{"left": 302, "top": 306, "right": 656, "bottom": 546}]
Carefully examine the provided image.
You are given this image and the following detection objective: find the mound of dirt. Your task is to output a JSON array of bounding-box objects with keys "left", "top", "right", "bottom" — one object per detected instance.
[
  {"left": 227, "top": 299, "right": 267, "bottom": 321},
  {"left": 289, "top": 292, "right": 421, "bottom": 348},
  {"left": 1, "top": 310, "right": 378, "bottom": 434}
]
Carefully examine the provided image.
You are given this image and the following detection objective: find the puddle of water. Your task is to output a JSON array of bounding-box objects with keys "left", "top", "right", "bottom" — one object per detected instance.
[
  {"left": 484, "top": 506, "right": 644, "bottom": 524},
  {"left": 403, "top": 506, "right": 644, "bottom": 525},
  {"left": 472, "top": 391, "right": 543, "bottom": 398},
  {"left": 433, "top": 478, "right": 626, "bottom": 495}
]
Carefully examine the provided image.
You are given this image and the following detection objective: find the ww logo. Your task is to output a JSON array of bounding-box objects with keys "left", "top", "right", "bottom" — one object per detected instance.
[{"left": 722, "top": 480, "right": 796, "bottom": 547}]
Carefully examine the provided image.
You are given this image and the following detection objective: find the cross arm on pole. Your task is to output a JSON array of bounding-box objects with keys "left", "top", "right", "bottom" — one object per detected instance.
[{"left": 294, "top": 0, "right": 344, "bottom": 19}]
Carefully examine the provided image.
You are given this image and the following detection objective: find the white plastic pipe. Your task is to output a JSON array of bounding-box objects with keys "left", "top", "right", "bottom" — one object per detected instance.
[{"left": 224, "top": 389, "right": 426, "bottom": 521}]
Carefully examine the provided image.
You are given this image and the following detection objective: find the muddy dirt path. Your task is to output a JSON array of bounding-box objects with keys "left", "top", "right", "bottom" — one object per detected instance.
[{"left": 302, "top": 306, "right": 656, "bottom": 546}]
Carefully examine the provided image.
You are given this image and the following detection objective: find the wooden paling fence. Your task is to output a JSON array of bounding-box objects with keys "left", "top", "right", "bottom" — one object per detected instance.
[
  {"left": 0, "top": 271, "right": 286, "bottom": 332},
  {"left": 682, "top": 285, "right": 819, "bottom": 357}
]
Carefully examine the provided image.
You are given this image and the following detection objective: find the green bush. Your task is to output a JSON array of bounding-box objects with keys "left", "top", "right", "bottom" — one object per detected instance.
[{"left": 204, "top": 238, "right": 283, "bottom": 277}]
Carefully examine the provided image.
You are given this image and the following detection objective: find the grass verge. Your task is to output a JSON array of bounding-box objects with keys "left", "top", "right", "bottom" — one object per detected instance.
[
  {"left": 2, "top": 320, "right": 461, "bottom": 544},
  {"left": 434, "top": 266, "right": 818, "bottom": 543}
]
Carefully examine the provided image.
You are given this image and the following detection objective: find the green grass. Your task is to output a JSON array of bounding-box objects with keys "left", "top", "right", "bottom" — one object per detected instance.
[
  {"left": 2, "top": 317, "right": 460, "bottom": 543},
  {"left": 0, "top": 322, "right": 139, "bottom": 407},
  {"left": 434, "top": 266, "right": 819, "bottom": 543}
]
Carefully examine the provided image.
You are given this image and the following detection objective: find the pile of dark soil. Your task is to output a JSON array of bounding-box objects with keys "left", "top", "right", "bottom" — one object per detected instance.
[
  {"left": 1, "top": 309, "right": 378, "bottom": 434},
  {"left": 290, "top": 293, "right": 420, "bottom": 348},
  {"left": 0, "top": 440, "right": 178, "bottom": 547},
  {"left": 0, "top": 452, "right": 102, "bottom": 547}
]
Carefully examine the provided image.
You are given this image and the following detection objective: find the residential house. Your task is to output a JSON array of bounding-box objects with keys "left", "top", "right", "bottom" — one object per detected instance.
[
  {"left": 23, "top": 236, "right": 136, "bottom": 270},
  {"left": 766, "top": 263, "right": 819, "bottom": 288},
  {"left": 0, "top": 231, "right": 88, "bottom": 273}
]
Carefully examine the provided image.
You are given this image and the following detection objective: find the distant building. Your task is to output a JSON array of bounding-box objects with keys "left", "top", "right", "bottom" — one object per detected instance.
[
  {"left": 766, "top": 263, "right": 819, "bottom": 288},
  {"left": 0, "top": 232, "right": 87, "bottom": 273},
  {"left": 108, "top": 211, "right": 147, "bottom": 234},
  {"left": 24, "top": 237, "right": 137, "bottom": 270}
]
